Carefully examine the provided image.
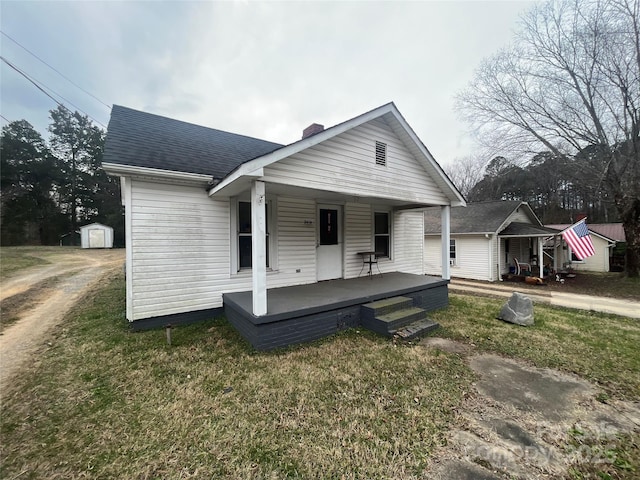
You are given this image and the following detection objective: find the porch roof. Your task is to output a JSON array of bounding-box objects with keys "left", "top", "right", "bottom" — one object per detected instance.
[{"left": 498, "top": 222, "right": 562, "bottom": 238}]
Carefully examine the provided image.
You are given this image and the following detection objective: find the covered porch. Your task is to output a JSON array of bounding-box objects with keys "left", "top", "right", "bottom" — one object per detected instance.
[
  {"left": 224, "top": 272, "right": 448, "bottom": 350},
  {"left": 498, "top": 222, "right": 562, "bottom": 280}
]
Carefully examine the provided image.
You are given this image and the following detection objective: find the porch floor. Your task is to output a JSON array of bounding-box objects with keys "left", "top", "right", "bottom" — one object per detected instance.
[{"left": 224, "top": 272, "right": 448, "bottom": 324}]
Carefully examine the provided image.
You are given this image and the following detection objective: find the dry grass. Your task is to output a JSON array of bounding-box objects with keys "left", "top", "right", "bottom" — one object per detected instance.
[
  {"left": 0, "top": 272, "right": 474, "bottom": 479},
  {"left": 0, "top": 246, "right": 57, "bottom": 279},
  {"left": 431, "top": 294, "right": 640, "bottom": 400}
]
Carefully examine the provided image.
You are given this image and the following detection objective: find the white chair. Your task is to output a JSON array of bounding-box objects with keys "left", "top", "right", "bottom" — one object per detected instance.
[{"left": 514, "top": 258, "right": 531, "bottom": 276}]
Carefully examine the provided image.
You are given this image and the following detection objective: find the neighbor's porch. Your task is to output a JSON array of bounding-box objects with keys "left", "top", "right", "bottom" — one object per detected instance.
[
  {"left": 498, "top": 223, "right": 562, "bottom": 280},
  {"left": 224, "top": 272, "right": 448, "bottom": 350}
]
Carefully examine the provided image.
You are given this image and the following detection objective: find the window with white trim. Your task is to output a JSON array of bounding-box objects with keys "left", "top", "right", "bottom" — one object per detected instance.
[
  {"left": 450, "top": 239, "right": 457, "bottom": 266},
  {"left": 237, "top": 200, "right": 270, "bottom": 270},
  {"left": 374, "top": 211, "right": 390, "bottom": 257}
]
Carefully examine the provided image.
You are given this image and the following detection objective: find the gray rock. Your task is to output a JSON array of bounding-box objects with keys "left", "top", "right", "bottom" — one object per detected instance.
[{"left": 498, "top": 292, "right": 534, "bottom": 326}]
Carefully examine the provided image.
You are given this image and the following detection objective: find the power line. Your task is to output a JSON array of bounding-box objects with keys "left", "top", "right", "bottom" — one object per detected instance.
[
  {"left": 1, "top": 114, "right": 10, "bottom": 123},
  {"left": 1, "top": 56, "right": 107, "bottom": 129},
  {"left": 1, "top": 30, "right": 111, "bottom": 111}
]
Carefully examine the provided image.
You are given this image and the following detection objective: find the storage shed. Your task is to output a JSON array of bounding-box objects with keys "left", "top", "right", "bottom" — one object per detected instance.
[{"left": 80, "top": 223, "right": 113, "bottom": 249}]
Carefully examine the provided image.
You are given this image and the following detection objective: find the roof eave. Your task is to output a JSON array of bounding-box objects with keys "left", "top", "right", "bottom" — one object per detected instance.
[{"left": 103, "top": 162, "right": 213, "bottom": 186}]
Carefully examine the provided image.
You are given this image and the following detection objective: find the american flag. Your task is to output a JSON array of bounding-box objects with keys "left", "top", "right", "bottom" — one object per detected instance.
[{"left": 562, "top": 220, "right": 595, "bottom": 260}]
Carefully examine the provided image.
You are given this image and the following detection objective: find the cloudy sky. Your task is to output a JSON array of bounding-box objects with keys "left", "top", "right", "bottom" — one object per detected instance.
[{"left": 1, "top": 0, "right": 533, "bottom": 167}]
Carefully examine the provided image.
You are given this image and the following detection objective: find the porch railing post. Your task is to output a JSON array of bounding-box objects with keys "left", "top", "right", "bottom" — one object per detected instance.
[{"left": 252, "top": 180, "right": 267, "bottom": 316}]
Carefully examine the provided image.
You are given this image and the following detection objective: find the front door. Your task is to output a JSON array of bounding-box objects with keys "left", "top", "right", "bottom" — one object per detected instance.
[{"left": 317, "top": 205, "right": 343, "bottom": 281}]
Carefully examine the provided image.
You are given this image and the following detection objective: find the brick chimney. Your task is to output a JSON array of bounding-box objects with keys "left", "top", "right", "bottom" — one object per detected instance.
[{"left": 302, "top": 123, "right": 324, "bottom": 139}]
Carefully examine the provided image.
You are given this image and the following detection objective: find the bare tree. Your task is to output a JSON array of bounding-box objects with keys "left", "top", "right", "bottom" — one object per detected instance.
[
  {"left": 442, "top": 155, "right": 486, "bottom": 199},
  {"left": 457, "top": 0, "right": 640, "bottom": 276}
]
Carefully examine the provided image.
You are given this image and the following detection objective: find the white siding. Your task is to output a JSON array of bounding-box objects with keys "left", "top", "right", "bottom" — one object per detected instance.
[
  {"left": 392, "top": 210, "right": 424, "bottom": 275},
  {"left": 262, "top": 119, "right": 450, "bottom": 206},
  {"left": 129, "top": 180, "right": 248, "bottom": 320},
  {"left": 566, "top": 235, "right": 611, "bottom": 272},
  {"left": 344, "top": 203, "right": 373, "bottom": 278},
  {"left": 270, "top": 197, "right": 317, "bottom": 286},
  {"left": 424, "top": 235, "right": 492, "bottom": 281}
]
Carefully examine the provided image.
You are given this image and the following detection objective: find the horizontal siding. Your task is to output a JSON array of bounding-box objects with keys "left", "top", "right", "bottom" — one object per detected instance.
[
  {"left": 424, "top": 237, "right": 442, "bottom": 277},
  {"left": 130, "top": 181, "right": 238, "bottom": 319},
  {"left": 569, "top": 235, "right": 610, "bottom": 272},
  {"left": 425, "top": 235, "right": 493, "bottom": 281},
  {"left": 262, "top": 119, "right": 449, "bottom": 205},
  {"left": 269, "top": 197, "right": 317, "bottom": 287},
  {"left": 344, "top": 203, "right": 372, "bottom": 278},
  {"left": 392, "top": 211, "right": 424, "bottom": 275}
]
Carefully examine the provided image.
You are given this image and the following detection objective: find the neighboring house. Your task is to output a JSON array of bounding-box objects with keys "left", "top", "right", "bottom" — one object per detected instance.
[
  {"left": 546, "top": 223, "right": 617, "bottom": 272},
  {"left": 102, "top": 103, "right": 465, "bottom": 349},
  {"left": 80, "top": 223, "right": 114, "bottom": 249},
  {"left": 424, "top": 201, "right": 561, "bottom": 282}
]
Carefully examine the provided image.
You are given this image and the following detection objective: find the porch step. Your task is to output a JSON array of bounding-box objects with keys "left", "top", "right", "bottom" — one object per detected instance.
[
  {"left": 361, "top": 296, "right": 413, "bottom": 318},
  {"left": 391, "top": 318, "right": 440, "bottom": 341},
  {"left": 361, "top": 296, "right": 439, "bottom": 338}
]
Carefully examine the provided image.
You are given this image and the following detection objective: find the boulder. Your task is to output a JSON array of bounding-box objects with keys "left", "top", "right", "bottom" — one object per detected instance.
[{"left": 498, "top": 292, "right": 534, "bottom": 326}]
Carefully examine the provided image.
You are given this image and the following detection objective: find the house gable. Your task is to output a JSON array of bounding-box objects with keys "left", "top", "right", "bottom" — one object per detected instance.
[
  {"left": 260, "top": 116, "right": 450, "bottom": 205},
  {"left": 209, "top": 103, "right": 465, "bottom": 207}
]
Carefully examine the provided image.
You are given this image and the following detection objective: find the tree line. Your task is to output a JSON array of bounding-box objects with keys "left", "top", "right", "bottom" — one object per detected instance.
[
  {"left": 465, "top": 149, "right": 620, "bottom": 225},
  {"left": 1, "top": 106, "right": 123, "bottom": 246}
]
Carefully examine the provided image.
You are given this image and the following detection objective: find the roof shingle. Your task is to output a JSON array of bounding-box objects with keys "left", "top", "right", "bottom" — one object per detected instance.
[
  {"left": 102, "top": 105, "right": 284, "bottom": 178},
  {"left": 424, "top": 200, "right": 526, "bottom": 234}
]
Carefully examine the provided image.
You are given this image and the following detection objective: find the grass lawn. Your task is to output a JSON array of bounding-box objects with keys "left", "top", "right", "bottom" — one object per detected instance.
[
  {"left": 0, "top": 246, "right": 61, "bottom": 280},
  {"left": 1, "top": 273, "right": 638, "bottom": 479}
]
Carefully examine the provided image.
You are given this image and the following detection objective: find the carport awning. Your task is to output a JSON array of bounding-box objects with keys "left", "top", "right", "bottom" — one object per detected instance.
[{"left": 498, "top": 222, "right": 562, "bottom": 238}]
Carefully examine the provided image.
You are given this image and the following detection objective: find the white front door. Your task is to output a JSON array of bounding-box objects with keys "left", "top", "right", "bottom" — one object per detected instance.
[{"left": 317, "top": 205, "right": 343, "bottom": 281}]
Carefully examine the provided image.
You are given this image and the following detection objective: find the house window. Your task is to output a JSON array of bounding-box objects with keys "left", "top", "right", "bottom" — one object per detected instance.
[
  {"left": 238, "top": 201, "right": 269, "bottom": 269},
  {"left": 450, "top": 239, "right": 456, "bottom": 265},
  {"left": 374, "top": 211, "right": 390, "bottom": 257},
  {"left": 375, "top": 141, "right": 387, "bottom": 166}
]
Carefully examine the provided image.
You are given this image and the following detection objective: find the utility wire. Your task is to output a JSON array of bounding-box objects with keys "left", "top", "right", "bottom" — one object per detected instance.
[
  {"left": 1, "top": 56, "right": 107, "bottom": 129},
  {"left": 1, "top": 30, "right": 111, "bottom": 111},
  {"left": 1, "top": 114, "right": 10, "bottom": 123}
]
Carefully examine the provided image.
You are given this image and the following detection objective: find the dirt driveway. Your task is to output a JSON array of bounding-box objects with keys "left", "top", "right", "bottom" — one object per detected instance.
[{"left": 0, "top": 248, "right": 125, "bottom": 392}]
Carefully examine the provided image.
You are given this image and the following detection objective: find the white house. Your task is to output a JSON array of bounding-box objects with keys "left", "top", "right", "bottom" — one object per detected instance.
[
  {"left": 546, "top": 223, "right": 617, "bottom": 272},
  {"left": 102, "top": 103, "right": 465, "bottom": 349},
  {"left": 424, "top": 201, "right": 561, "bottom": 282},
  {"left": 80, "top": 222, "right": 113, "bottom": 249}
]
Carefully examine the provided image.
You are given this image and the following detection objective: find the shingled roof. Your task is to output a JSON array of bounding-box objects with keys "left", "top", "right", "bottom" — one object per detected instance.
[
  {"left": 102, "top": 105, "right": 284, "bottom": 178},
  {"left": 424, "top": 200, "right": 530, "bottom": 234}
]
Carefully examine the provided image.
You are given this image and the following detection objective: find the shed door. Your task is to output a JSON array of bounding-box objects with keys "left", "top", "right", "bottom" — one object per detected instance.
[
  {"left": 89, "top": 229, "right": 105, "bottom": 248},
  {"left": 317, "top": 205, "right": 343, "bottom": 281}
]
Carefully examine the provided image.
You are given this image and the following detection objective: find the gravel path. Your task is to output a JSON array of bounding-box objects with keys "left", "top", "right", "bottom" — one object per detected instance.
[{"left": 0, "top": 249, "right": 124, "bottom": 393}]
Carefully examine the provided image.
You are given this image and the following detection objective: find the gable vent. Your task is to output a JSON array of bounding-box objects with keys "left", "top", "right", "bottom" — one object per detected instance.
[{"left": 375, "top": 141, "right": 387, "bottom": 166}]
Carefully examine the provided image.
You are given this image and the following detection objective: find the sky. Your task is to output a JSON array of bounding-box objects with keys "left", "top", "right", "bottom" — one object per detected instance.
[{"left": 1, "top": 0, "right": 534, "bottom": 167}]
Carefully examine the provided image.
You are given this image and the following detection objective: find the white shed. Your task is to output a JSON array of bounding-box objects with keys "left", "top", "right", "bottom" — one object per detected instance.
[{"left": 80, "top": 223, "right": 113, "bottom": 249}]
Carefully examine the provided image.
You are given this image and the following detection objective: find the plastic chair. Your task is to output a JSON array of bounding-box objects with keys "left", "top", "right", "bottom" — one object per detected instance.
[{"left": 514, "top": 258, "right": 531, "bottom": 276}]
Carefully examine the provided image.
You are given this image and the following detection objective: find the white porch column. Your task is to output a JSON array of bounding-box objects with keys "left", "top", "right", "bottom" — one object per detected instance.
[
  {"left": 251, "top": 180, "right": 267, "bottom": 316},
  {"left": 497, "top": 236, "right": 502, "bottom": 281},
  {"left": 538, "top": 238, "right": 544, "bottom": 278},
  {"left": 441, "top": 205, "right": 451, "bottom": 280}
]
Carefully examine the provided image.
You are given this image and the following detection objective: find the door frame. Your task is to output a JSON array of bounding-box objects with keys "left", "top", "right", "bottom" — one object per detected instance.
[{"left": 316, "top": 204, "right": 344, "bottom": 281}]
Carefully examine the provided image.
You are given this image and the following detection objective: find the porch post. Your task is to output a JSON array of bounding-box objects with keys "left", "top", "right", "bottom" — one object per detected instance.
[
  {"left": 251, "top": 180, "right": 267, "bottom": 316},
  {"left": 441, "top": 205, "right": 451, "bottom": 280},
  {"left": 538, "top": 238, "right": 544, "bottom": 278}
]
